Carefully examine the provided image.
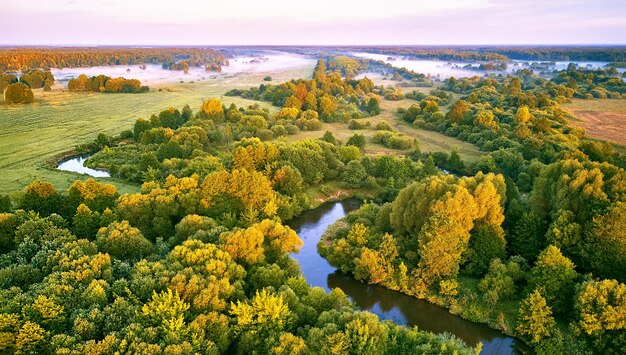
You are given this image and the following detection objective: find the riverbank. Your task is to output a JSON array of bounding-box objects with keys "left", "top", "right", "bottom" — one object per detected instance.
[
  {"left": 317, "top": 210, "right": 531, "bottom": 353},
  {"left": 291, "top": 200, "right": 528, "bottom": 354}
]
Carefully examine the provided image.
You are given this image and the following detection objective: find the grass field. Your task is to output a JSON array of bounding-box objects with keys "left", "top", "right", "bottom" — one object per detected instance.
[
  {"left": 283, "top": 97, "right": 484, "bottom": 162},
  {"left": 0, "top": 65, "right": 314, "bottom": 194},
  {"left": 562, "top": 99, "right": 626, "bottom": 146}
]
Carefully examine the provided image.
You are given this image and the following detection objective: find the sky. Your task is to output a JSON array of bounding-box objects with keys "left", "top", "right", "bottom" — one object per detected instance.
[{"left": 1, "top": 0, "right": 625, "bottom": 45}]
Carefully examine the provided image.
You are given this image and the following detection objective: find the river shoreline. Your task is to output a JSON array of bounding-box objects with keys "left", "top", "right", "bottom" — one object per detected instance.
[{"left": 291, "top": 199, "right": 529, "bottom": 354}]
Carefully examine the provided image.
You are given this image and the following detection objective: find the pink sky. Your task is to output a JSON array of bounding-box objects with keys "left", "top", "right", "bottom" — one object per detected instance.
[{"left": 1, "top": 0, "right": 625, "bottom": 45}]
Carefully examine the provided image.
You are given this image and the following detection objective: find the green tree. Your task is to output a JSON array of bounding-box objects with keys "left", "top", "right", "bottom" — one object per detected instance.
[
  {"left": 346, "top": 133, "right": 366, "bottom": 150},
  {"left": 528, "top": 245, "right": 578, "bottom": 315},
  {"left": 322, "top": 131, "right": 337, "bottom": 145},
  {"left": 509, "top": 212, "right": 547, "bottom": 262},
  {"left": 96, "top": 220, "right": 155, "bottom": 260},
  {"left": 447, "top": 149, "right": 465, "bottom": 174},
  {"left": 586, "top": 201, "right": 626, "bottom": 282},
  {"left": 517, "top": 289, "right": 556, "bottom": 344},
  {"left": 343, "top": 160, "right": 367, "bottom": 188},
  {"left": 463, "top": 223, "right": 506, "bottom": 276}
]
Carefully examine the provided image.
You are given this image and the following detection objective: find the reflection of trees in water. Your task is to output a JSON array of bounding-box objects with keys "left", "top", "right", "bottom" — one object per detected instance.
[
  {"left": 288, "top": 199, "right": 361, "bottom": 236},
  {"left": 292, "top": 200, "right": 528, "bottom": 354},
  {"left": 326, "top": 263, "right": 523, "bottom": 353}
]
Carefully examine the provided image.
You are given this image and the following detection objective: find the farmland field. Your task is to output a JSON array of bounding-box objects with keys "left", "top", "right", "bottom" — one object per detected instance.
[{"left": 563, "top": 98, "right": 626, "bottom": 146}]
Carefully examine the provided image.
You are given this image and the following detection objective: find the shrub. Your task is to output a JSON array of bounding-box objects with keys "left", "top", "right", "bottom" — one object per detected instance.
[{"left": 4, "top": 82, "right": 34, "bottom": 104}]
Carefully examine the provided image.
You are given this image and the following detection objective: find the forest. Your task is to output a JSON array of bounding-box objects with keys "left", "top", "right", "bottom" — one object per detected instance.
[
  {"left": 0, "top": 47, "right": 227, "bottom": 72},
  {"left": 0, "top": 46, "right": 625, "bottom": 354}
]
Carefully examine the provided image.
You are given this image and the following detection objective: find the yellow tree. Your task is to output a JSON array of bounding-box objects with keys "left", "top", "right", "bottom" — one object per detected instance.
[{"left": 199, "top": 98, "right": 225, "bottom": 122}]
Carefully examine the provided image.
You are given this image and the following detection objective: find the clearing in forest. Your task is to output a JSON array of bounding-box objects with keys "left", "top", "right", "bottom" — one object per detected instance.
[{"left": 564, "top": 99, "right": 626, "bottom": 146}]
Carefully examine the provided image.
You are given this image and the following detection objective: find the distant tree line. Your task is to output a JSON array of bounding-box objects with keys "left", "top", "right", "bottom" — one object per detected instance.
[{"left": 67, "top": 74, "right": 149, "bottom": 93}]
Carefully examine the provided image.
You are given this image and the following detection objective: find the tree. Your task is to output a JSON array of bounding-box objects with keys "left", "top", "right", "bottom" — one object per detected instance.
[
  {"left": 20, "top": 70, "right": 46, "bottom": 88},
  {"left": 72, "top": 204, "right": 101, "bottom": 238},
  {"left": 417, "top": 212, "right": 471, "bottom": 284},
  {"left": 447, "top": 149, "right": 465, "bottom": 174},
  {"left": 367, "top": 96, "right": 381, "bottom": 115},
  {"left": 508, "top": 212, "right": 547, "bottom": 262},
  {"left": 199, "top": 98, "right": 225, "bottom": 122},
  {"left": 273, "top": 165, "right": 304, "bottom": 196},
  {"left": 318, "top": 95, "right": 337, "bottom": 121},
  {"left": 515, "top": 106, "right": 531, "bottom": 124},
  {"left": 303, "top": 92, "right": 317, "bottom": 111},
  {"left": 446, "top": 100, "right": 471, "bottom": 123},
  {"left": 528, "top": 245, "right": 578, "bottom": 314},
  {"left": 475, "top": 110, "right": 498, "bottom": 130},
  {"left": 463, "top": 223, "right": 506, "bottom": 276},
  {"left": 478, "top": 258, "right": 522, "bottom": 305},
  {"left": 343, "top": 160, "right": 367, "bottom": 188},
  {"left": 15, "top": 321, "right": 48, "bottom": 354},
  {"left": 346, "top": 134, "right": 366, "bottom": 150},
  {"left": 354, "top": 248, "right": 388, "bottom": 284},
  {"left": 220, "top": 226, "right": 265, "bottom": 265},
  {"left": 200, "top": 169, "right": 277, "bottom": 218},
  {"left": 20, "top": 181, "right": 63, "bottom": 216},
  {"left": 0, "top": 195, "right": 11, "bottom": 213},
  {"left": 4, "top": 82, "right": 34, "bottom": 104},
  {"left": 230, "top": 289, "right": 290, "bottom": 352},
  {"left": 322, "top": 131, "right": 337, "bottom": 145},
  {"left": 284, "top": 95, "right": 302, "bottom": 110},
  {"left": 96, "top": 220, "right": 155, "bottom": 260},
  {"left": 67, "top": 178, "right": 118, "bottom": 213},
  {"left": 586, "top": 201, "right": 626, "bottom": 282},
  {"left": 156, "top": 140, "right": 185, "bottom": 161},
  {"left": 575, "top": 279, "right": 626, "bottom": 352},
  {"left": 504, "top": 77, "right": 522, "bottom": 97},
  {"left": 517, "top": 289, "right": 556, "bottom": 344},
  {"left": 141, "top": 289, "right": 190, "bottom": 331}
]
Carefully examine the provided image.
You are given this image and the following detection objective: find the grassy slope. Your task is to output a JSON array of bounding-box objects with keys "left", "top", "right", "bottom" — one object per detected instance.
[
  {"left": 283, "top": 96, "right": 483, "bottom": 162},
  {"left": 0, "top": 66, "right": 312, "bottom": 194}
]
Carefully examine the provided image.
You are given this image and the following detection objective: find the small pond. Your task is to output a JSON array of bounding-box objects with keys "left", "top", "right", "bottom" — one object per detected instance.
[{"left": 57, "top": 155, "right": 110, "bottom": 178}]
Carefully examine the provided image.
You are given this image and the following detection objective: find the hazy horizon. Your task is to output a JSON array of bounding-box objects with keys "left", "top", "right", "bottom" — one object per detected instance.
[{"left": 2, "top": 0, "right": 624, "bottom": 46}]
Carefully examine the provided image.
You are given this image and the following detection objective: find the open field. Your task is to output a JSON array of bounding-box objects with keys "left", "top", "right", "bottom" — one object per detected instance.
[
  {"left": 283, "top": 97, "right": 484, "bottom": 162},
  {"left": 563, "top": 99, "right": 626, "bottom": 146},
  {"left": 0, "top": 65, "right": 314, "bottom": 194}
]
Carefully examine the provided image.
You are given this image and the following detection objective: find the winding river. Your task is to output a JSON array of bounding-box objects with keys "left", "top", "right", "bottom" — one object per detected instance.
[{"left": 289, "top": 199, "right": 527, "bottom": 355}]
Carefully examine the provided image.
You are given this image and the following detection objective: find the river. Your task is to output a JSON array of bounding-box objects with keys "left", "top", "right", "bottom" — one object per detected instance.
[{"left": 288, "top": 199, "right": 527, "bottom": 355}]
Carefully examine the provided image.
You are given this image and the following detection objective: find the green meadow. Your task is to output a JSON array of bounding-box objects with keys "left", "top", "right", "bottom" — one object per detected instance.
[{"left": 0, "top": 67, "right": 310, "bottom": 194}]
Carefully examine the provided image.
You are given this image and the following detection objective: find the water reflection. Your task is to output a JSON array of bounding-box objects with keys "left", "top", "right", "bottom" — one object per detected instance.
[
  {"left": 57, "top": 155, "right": 110, "bottom": 178},
  {"left": 289, "top": 200, "right": 528, "bottom": 355}
]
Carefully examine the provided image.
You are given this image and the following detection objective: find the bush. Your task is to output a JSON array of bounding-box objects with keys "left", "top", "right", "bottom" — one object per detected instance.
[
  {"left": 375, "top": 121, "right": 392, "bottom": 131},
  {"left": 348, "top": 120, "right": 366, "bottom": 130},
  {"left": 372, "top": 130, "right": 413, "bottom": 150},
  {"left": 4, "top": 82, "right": 34, "bottom": 104},
  {"left": 347, "top": 134, "right": 366, "bottom": 150}
]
